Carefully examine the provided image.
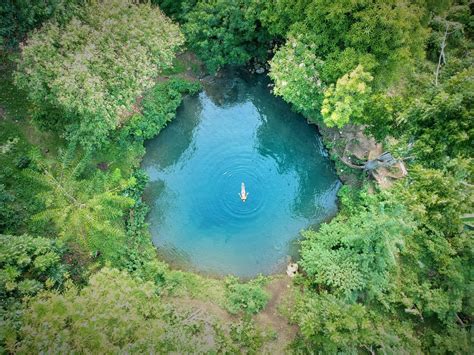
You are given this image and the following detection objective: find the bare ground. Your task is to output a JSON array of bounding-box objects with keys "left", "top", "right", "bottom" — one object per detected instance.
[{"left": 256, "top": 276, "right": 298, "bottom": 354}]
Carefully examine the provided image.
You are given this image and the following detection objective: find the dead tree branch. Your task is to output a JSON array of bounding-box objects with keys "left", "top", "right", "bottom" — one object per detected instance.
[{"left": 435, "top": 21, "right": 449, "bottom": 86}]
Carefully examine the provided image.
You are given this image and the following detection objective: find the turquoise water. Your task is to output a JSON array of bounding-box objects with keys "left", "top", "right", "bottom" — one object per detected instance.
[{"left": 142, "top": 70, "right": 340, "bottom": 277}]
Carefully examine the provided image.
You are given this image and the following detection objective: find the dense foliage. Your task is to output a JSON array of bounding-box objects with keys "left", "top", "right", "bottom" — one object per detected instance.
[
  {"left": 0, "top": 0, "right": 83, "bottom": 48},
  {"left": 300, "top": 192, "right": 412, "bottom": 302},
  {"left": 321, "top": 65, "right": 374, "bottom": 128},
  {"left": 0, "top": 234, "right": 66, "bottom": 299},
  {"left": 267, "top": 0, "right": 427, "bottom": 124},
  {"left": 297, "top": 161, "right": 473, "bottom": 352},
  {"left": 402, "top": 67, "right": 473, "bottom": 166},
  {"left": 123, "top": 78, "right": 201, "bottom": 142},
  {"left": 224, "top": 275, "right": 269, "bottom": 315},
  {"left": 0, "top": 0, "right": 473, "bottom": 352},
  {"left": 293, "top": 292, "right": 420, "bottom": 353},
  {"left": 183, "top": 0, "right": 271, "bottom": 73},
  {"left": 13, "top": 268, "right": 229, "bottom": 353},
  {"left": 27, "top": 153, "right": 135, "bottom": 263},
  {"left": 14, "top": 0, "right": 184, "bottom": 150}
]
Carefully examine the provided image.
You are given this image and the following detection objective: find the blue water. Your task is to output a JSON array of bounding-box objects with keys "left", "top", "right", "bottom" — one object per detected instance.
[{"left": 142, "top": 70, "right": 340, "bottom": 277}]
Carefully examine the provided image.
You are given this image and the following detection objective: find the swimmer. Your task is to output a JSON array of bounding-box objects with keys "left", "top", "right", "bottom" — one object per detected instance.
[{"left": 239, "top": 182, "right": 249, "bottom": 202}]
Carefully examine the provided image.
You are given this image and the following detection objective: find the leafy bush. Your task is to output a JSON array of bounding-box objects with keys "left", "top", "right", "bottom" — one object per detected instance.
[
  {"left": 293, "top": 292, "right": 420, "bottom": 353},
  {"left": 300, "top": 160, "right": 473, "bottom": 353},
  {"left": 118, "top": 169, "right": 168, "bottom": 282},
  {"left": 388, "top": 162, "right": 473, "bottom": 326},
  {"left": 321, "top": 65, "right": 373, "bottom": 128},
  {"left": 224, "top": 275, "right": 269, "bottom": 315},
  {"left": 15, "top": 0, "right": 184, "bottom": 150},
  {"left": 269, "top": 37, "right": 326, "bottom": 122},
  {"left": 115, "top": 79, "right": 200, "bottom": 279},
  {"left": 228, "top": 318, "right": 273, "bottom": 353},
  {"left": 300, "top": 198, "right": 412, "bottom": 302},
  {"left": 401, "top": 67, "right": 473, "bottom": 167},
  {"left": 268, "top": 0, "right": 427, "bottom": 121},
  {"left": 123, "top": 78, "right": 201, "bottom": 142},
  {"left": 0, "top": 234, "right": 66, "bottom": 299}
]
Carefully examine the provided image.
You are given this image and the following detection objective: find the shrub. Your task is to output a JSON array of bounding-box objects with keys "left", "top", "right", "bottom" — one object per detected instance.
[
  {"left": 0, "top": 234, "right": 66, "bottom": 299},
  {"left": 123, "top": 78, "right": 201, "bottom": 142},
  {"left": 224, "top": 275, "right": 269, "bottom": 315}
]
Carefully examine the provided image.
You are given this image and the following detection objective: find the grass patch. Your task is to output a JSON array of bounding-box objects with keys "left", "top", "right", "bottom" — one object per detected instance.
[{"left": 161, "top": 57, "right": 187, "bottom": 75}]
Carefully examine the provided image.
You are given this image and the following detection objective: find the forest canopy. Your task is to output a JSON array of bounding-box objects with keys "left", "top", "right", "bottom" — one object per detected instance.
[
  {"left": 14, "top": 0, "right": 184, "bottom": 150},
  {"left": 0, "top": 0, "right": 473, "bottom": 353}
]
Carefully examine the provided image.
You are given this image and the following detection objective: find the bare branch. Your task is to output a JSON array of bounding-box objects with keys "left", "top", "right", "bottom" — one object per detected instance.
[{"left": 435, "top": 21, "right": 449, "bottom": 86}]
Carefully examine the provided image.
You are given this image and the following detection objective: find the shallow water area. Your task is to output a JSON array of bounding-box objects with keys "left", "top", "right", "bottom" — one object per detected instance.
[{"left": 142, "top": 70, "right": 340, "bottom": 277}]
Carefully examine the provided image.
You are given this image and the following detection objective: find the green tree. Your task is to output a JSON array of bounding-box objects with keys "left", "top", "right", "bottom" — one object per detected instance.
[
  {"left": 400, "top": 67, "right": 473, "bottom": 167},
  {"left": 268, "top": 0, "right": 427, "bottom": 122},
  {"left": 269, "top": 37, "right": 325, "bottom": 121},
  {"left": 14, "top": 268, "right": 223, "bottom": 353},
  {"left": 27, "top": 153, "right": 134, "bottom": 262},
  {"left": 390, "top": 162, "right": 473, "bottom": 322},
  {"left": 183, "top": 0, "right": 270, "bottom": 73},
  {"left": 321, "top": 65, "right": 373, "bottom": 128},
  {"left": 255, "top": 0, "right": 311, "bottom": 37},
  {"left": 15, "top": 0, "right": 184, "bottom": 150},
  {"left": 387, "top": 161, "right": 473, "bottom": 352},
  {"left": 293, "top": 292, "right": 419, "bottom": 353},
  {"left": 0, "top": 234, "right": 68, "bottom": 353},
  {"left": 0, "top": 234, "right": 66, "bottom": 299},
  {"left": 0, "top": 0, "right": 83, "bottom": 48},
  {"left": 300, "top": 196, "right": 412, "bottom": 302},
  {"left": 151, "top": 0, "right": 197, "bottom": 20}
]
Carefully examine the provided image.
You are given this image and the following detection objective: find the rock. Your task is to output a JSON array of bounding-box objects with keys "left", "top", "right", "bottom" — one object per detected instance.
[
  {"left": 286, "top": 263, "right": 298, "bottom": 277},
  {"left": 255, "top": 67, "right": 265, "bottom": 74}
]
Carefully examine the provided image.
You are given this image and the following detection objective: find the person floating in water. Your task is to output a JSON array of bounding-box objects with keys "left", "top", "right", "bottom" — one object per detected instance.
[{"left": 239, "top": 182, "right": 249, "bottom": 202}]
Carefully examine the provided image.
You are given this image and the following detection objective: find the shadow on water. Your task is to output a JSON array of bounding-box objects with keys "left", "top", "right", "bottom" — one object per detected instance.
[
  {"left": 141, "top": 68, "right": 340, "bottom": 277},
  {"left": 144, "top": 94, "right": 203, "bottom": 173}
]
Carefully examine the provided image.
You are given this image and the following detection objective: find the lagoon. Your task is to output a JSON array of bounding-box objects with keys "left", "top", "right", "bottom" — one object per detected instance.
[{"left": 142, "top": 70, "right": 340, "bottom": 277}]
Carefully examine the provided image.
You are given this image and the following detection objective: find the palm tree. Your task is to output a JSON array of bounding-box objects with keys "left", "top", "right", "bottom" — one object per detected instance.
[{"left": 26, "top": 150, "right": 134, "bottom": 260}]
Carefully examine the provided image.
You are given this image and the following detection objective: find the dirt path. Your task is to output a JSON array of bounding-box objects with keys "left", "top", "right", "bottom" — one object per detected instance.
[{"left": 256, "top": 276, "right": 298, "bottom": 353}]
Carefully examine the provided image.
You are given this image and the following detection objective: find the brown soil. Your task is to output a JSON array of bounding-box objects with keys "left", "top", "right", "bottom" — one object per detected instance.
[
  {"left": 168, "top": 296, "right": 234, "bottom": 324},
  {"left": 256, "top": 276, "right": 298, "bottom": 353}
]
